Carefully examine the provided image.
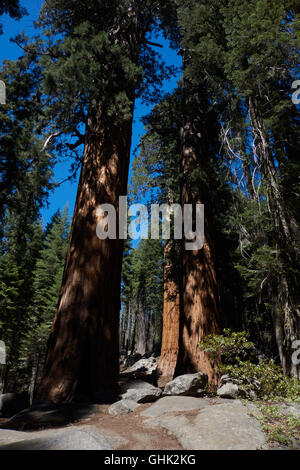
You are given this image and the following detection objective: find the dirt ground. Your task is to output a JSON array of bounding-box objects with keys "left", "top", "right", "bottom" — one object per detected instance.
[{"left": 72, "top": 402, "right": 184, "bottom": 450}]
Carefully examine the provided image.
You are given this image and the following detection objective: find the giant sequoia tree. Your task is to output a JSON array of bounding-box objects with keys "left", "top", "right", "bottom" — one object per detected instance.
[
  {"left": 130, "top": 86, "right": 223, "bottom": 382},
  {"left": 35, "top": 0, "right": 176, "bottom": 403},
  {"left": 130, "top": 91, "right": 182, "bottom": 379},
  {"left": 175, "top": 0, "right": 300, "bottom": 378},
  {"left": 176, "top": 97, "right": 221, "bottom": 382}
]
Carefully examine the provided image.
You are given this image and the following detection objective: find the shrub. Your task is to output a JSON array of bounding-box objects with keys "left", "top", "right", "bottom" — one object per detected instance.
[
  {"left": 199, "top": 329, "right": 300, "bottom": 401},
  {"left": 199, "top": 328, "right": 255, "bottom": 364}
]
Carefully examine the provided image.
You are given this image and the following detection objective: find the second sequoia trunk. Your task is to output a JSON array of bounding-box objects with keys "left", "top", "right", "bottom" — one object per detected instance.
[
  {"left": 38, "top": 103, "right": 133, "bottom": 403},
  {"left": 175, "top": 115, "right": 220, "bottom": 383},
  {"left": 158, "top": 242, "right": 181, "bottom": 381}
]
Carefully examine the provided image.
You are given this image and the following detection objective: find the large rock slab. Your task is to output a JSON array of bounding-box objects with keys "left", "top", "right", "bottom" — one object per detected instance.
[
  {"left": 163, "top": 373, "right": 208, "bottom": 397},
  {"left": 0, "top": 425, "right": 113, "bottom": 450},
  {"left": 145, "top": 400, "right": 267, "bottom": 450},
  {"left": 141, "top": 396, "right": 212, "bottom": 418},
  {"left": 0, "top": 393, "right": 29, "bottom": 418},
  {"left": 108, "top": 399, "right": 140, "bottom": 416},
  {"left": 121, "top": 380, "right": 162, "bottom": 403}
]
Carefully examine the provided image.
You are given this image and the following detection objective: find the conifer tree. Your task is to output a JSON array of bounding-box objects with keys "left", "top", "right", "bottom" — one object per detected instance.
[
  {"left": 0, "top": 0, "right": 26, "bottom": 34},
  {"left": 35, "top": 0, "right": 177, "bottom": 402},
  {"left": 25, "top": 208, "right": 70, "bottom": 400},
  {"left": 131, "top": 91, "right": 182, "bottom": 379},
  {"left": 175, "top": 0, "right": 300, "bottom": 379},
  {"left": 0, "top": 53, "right": 54, "bottom": 391}
]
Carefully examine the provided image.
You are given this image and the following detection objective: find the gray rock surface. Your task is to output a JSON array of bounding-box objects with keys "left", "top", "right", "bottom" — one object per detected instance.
[
  {"left": 121, "top": 380, "right": 162, "bottom": 403},
  {"left": 122, "top": 354, "right": 142, "bottom": 368},
  {"left": 124, "top": 357, "right": 157, "bottom": 378},
  {"left": 145, "top": 399, "right": 268, "bottom": 450},
  {"left": 0, "top": 397, "right": 272, "bottom": 450},
  {"left": 279, "top": 403, "right": 300, "bottom": 418},
  {"left": 108, "top": 399, "right": 140, "bottom": 415},
  {"left": 141, "top": 396, "right": 211, "bottom": 418},
  {"left": 0, "top": 426, "right": 113, "bottom": 450},
  {"left": 163, "top": 373, "right": 208, "bottom": 397},
  {"left": 217, "top": 383, "right": 239, "bottom": 399},
  {"left": 2, "top": 402, "right": 97, "bottom": 430}
]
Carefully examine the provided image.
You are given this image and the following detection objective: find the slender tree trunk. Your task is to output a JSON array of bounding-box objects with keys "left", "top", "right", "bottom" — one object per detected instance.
[
  {"left": 38, "top": 102, "right": 134, "bottom": 403},
  {"left": 29, "top": 353, "right": 41, "bottom": 405},
  {"left": 175, "top": 118, "right": 220, "bottom": 383},
  {"left": 248, "top": 95, "right": 300, "bottom": 379},
  {"left": 120, "top": 307, "right": 126, "bottom": 352},
  {"left": 2, "top": 363, "right": 10, "bottom": 394},
  {"left": 146, "top": 310, "right": 155, "bottom": 355},
  {"left": 121, "top": 303, "right": 129, "bottom": 352},
  {"left": 135, "top": 299, "right": 146, "bottom": 356},
  {"left": 237, "top": 131, "right": 256, "bottom": 201},
  {"left": 158, "top": 243, "right": 180, "bottom": 380},
  {"left": 124, "top": 302, "right": 132, "bottom": 354},
  {"left": 130, "top": 310, "right": 136, "bottom": 355}
]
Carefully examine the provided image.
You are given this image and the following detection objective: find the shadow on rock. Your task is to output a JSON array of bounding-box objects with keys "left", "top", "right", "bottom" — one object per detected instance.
[{"left": 0, "top": 401, "right": 98, "bottom": 431}]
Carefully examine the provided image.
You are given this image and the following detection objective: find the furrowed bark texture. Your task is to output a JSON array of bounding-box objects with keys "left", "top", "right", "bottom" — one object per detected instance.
[
  {"left": 38, "top": 104, "right": 133, "bottom": 402},
  {"left": 158, "top": 243, "right": 180, "bottom": 380},
  {"left": 175, "top": 120, "right": 220, "bottom": 383}
]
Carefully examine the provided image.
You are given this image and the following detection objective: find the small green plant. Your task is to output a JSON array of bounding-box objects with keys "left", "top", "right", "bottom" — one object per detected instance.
[
  {"left": 257, "top": 404, "right": 300, "bottom": 448},
  {"left": 199, "top": 329, "right": 300, "bottom": 401},
  {"left": 199, "top": 328, "right": 255, "bottom": 364}
]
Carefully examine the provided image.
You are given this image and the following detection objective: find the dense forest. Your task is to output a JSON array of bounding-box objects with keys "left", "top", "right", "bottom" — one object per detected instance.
[{"left": 0, "top": 0, "right": 299, "bottom": 408}]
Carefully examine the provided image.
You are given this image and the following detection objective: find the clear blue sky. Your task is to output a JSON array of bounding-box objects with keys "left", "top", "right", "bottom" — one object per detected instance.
[{"left": 0, "top": 1, "right": 181, "bottom": 226}]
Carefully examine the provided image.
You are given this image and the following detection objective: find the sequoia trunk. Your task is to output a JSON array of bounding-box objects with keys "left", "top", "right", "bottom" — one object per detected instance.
[
  {"left": 38, "top": 103, "right": 133, "bottom": 402},
  {"left": 175, "top": 119, "right": 220, "bottom": 383},
  {"left": 158, "top": 243, "right": 180, "bottom": 381}
]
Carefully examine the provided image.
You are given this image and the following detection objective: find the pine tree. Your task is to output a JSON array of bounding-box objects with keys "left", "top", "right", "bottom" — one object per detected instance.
[
  {"left": 0, "top": 52, "right": 54, "bottom": 391},
  {"left": 0, "top": 254, "right": 23, "bottom": 391},
  {"left": 120, "top": 236, "right": 164, "bottom": 358},
  {"left": 0, "top": 54, "right": 54, "bottom": 224},
  {"left": 0, "top": 221, "right": 44, "bottom": 392},
  {"left": 24, "top": 208, "right": 70, "bottom": 400}
]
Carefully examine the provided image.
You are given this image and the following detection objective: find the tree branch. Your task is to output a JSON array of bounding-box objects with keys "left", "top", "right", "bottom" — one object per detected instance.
[{"left": 145, "top": 40, "right": 163, "bottom": 48}]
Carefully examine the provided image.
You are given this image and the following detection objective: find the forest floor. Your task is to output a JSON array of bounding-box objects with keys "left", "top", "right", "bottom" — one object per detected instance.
[{"left": 1, "top": 395, "right": 299, "bottom": 450}]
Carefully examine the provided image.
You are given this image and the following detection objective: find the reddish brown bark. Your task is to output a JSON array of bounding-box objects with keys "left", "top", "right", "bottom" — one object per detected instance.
[
  {"left": 175, "top": 121, "right": 220, "bottom": 384},
  {"left": 38, "top": 104, "right": 133, "bottom": 403},
  {"left": 158, "top": 244, "right": 180, "bottom": 382}
]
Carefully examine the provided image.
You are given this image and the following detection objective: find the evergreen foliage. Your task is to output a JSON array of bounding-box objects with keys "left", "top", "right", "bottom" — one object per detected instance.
[
  {"left": 0, "top": 0, "right": 299, "bottom": 395},
  {"left": 0, "top": 0, "right": 27, "bottom": 35}
]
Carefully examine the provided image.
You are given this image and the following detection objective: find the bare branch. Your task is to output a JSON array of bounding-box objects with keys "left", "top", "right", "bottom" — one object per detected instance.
[
  {"left": 42, "top": 132, "right": 62, "bottom": 150},
  {"left": 145, "top": 40, "right": 163, "bottom": 48}
]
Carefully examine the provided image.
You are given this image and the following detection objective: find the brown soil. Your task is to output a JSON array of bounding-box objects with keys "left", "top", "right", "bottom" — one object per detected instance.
[{"left": 72, "top": 403, "right": 184, "bottom": 450}]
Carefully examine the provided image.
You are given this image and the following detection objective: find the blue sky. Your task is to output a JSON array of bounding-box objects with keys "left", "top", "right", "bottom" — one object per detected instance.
[{"left": 0, "top": 1, "right": 181, "bottom": 227}]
